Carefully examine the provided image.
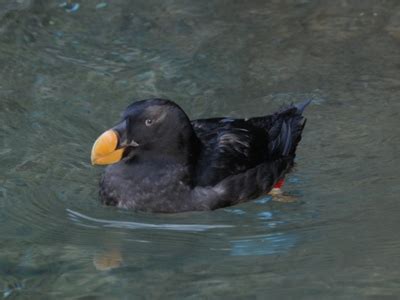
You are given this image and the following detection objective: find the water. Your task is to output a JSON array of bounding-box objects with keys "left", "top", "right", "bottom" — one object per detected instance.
[{"left": 1, "top": 0, "right": 399, "bottom": 298}]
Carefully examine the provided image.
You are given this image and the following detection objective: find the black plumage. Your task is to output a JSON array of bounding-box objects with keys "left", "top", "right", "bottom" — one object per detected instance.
[{"left": 93, "top": 98, "right": 310, "bottom": 213}]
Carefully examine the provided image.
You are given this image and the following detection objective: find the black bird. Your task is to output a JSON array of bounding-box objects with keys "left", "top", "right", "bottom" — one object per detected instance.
[{"left": 91, "top": 98, "right": 310, "bottom": 213}]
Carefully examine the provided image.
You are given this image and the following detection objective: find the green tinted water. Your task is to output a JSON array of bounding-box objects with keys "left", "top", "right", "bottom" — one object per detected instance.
[{"left": 1, "top": 0, "right": 400, "bottom": 299}]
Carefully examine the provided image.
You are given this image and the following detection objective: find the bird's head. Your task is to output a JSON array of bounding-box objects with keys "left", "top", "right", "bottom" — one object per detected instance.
[{"left": 91, "top": 98, "right": 196, "bottom": 165}]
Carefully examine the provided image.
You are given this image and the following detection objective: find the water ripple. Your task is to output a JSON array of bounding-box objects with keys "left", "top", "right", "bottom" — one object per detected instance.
[{"left": 66, "top": 209, "right": 234, "bottom": 232}]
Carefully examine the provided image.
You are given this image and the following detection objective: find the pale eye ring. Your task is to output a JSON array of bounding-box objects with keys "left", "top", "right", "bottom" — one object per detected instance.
[{"left": 145, "top": 119, "right": 153, "bottom": 126}]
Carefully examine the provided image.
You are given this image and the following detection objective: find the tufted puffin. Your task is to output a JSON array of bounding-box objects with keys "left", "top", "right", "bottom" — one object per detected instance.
[{"left": 91, "top": 98, "right": 310, "bottom": 213}]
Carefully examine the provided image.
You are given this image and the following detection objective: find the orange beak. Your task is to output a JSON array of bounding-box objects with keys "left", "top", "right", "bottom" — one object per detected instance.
[{"left": 91, "top": 130, "right": 125, "bottom": 165}]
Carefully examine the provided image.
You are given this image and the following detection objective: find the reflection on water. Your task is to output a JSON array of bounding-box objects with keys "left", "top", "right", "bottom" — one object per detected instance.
[{"left": 1, "top": 0, "right": 400, "bottom": 298}]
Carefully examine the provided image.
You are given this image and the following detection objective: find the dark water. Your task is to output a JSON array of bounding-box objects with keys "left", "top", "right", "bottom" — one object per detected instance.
[{"left": 1, "top": 0, "right": 400, "bottom": 298}]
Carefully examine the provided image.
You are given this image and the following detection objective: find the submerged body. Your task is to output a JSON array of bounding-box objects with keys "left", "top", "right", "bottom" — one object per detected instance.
[{"left": 91, "top": 99, "right": 310, "bottom": 213}]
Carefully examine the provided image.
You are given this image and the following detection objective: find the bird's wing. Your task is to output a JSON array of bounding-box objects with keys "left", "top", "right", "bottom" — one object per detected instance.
[
  {"left": 191, "top": 118, "right": 268, "bottom": 186},
  {"left": 190, "top": 101, "right": 309, "bottom": 187}
]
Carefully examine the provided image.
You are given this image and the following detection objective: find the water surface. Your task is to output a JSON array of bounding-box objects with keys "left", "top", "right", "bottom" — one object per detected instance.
[{"left": 1, "top": 0, "right": 400, "bottom": 299}]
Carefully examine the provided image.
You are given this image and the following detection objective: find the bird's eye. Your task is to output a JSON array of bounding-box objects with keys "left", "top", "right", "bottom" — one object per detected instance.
[{"left": 145, "top": 119, "right": 153, "bottom": 126}]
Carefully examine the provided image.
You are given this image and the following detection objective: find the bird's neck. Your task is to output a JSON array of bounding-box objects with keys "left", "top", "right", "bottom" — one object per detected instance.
[{"left": 141, "top": 126, "right": 201, "bottom": 166}]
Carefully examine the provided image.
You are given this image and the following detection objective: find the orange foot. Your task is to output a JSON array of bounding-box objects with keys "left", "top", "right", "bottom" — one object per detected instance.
[
  {"left": 93, "top": 248, "right": 123, "bottom": 271},
  {"left": 268, "top": 188, "right": 298, "bottom": 202}
]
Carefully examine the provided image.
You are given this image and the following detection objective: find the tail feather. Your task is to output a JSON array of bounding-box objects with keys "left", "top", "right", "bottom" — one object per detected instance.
[
  {"left": 282, "top": 120, "right": 292, "bottom": 156},
  {"left": 295, "top": 99, "right": 312, "bottom": 114},
  {"left": 269, "top": 100, "right": 310, "bottom": 158}
]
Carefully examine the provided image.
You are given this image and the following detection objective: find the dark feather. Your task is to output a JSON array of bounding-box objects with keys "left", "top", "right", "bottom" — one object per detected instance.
[{"left": 191, "top": 101, "right": 309, "bottom": 187}]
